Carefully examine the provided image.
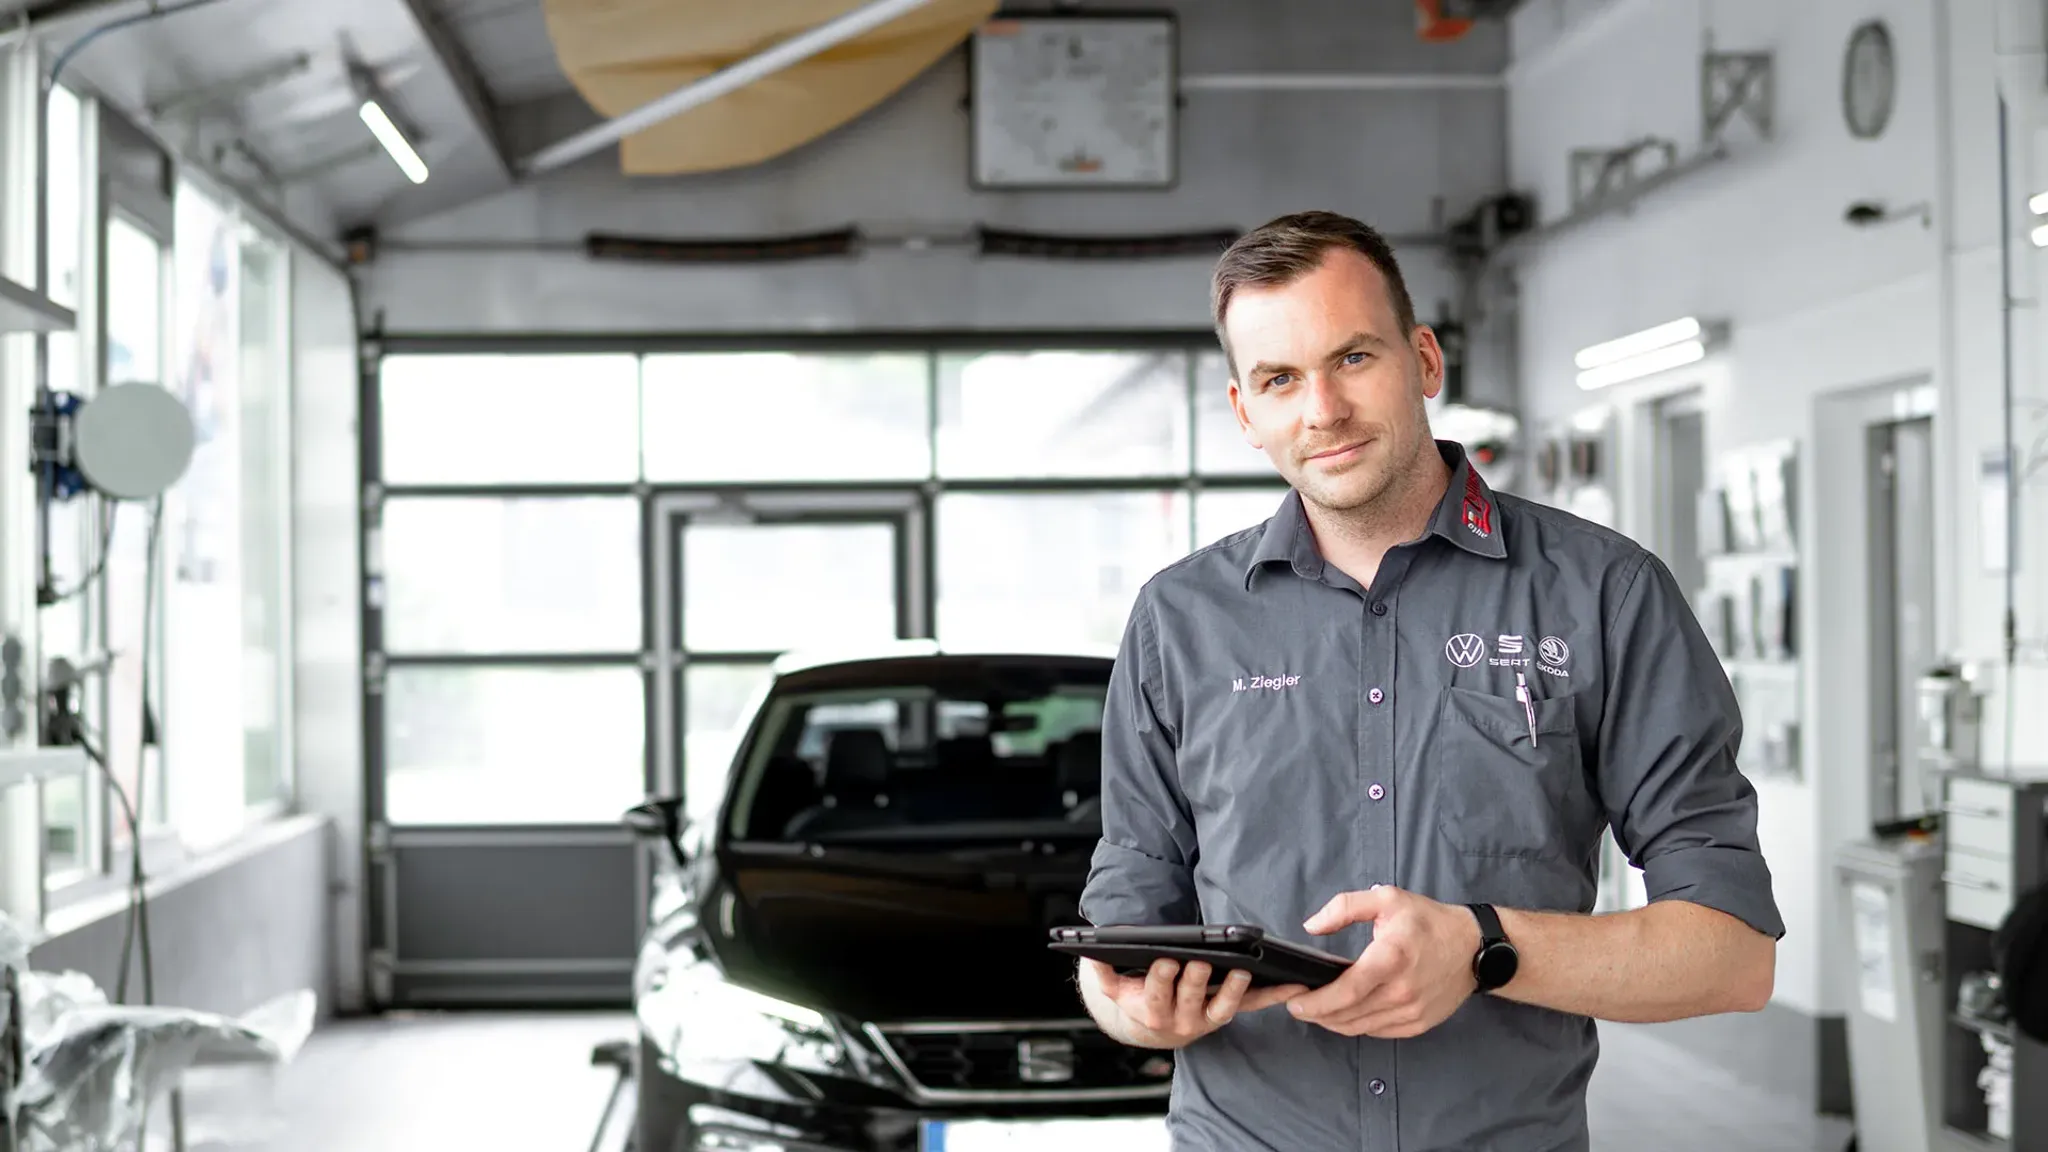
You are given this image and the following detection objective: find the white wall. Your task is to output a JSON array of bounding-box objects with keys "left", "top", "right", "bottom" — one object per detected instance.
[
  {"left": 1505, "top": 0, "right": 2045, "bottom": 1024},
  {"left": 290, "top": 252, "right": 366, "bottom": 1013},
  {"left": 356, "top": 0, "right": 1507, "bottom": 344}
]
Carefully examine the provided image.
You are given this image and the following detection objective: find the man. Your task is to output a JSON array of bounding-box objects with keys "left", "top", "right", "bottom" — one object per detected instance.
[{"left": 1074, "top": 210, "right": 1784, "bottom": 1151}]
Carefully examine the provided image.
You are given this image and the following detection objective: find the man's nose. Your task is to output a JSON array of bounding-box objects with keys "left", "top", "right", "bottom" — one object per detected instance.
[{"left": 1301, "top": 373, "right": 1349, "bottom": 427}]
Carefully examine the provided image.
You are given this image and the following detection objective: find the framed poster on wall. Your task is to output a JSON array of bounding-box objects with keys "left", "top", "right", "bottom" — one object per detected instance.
[{"left": 968, "top": 11, "right": 1178, "bottom": 189}]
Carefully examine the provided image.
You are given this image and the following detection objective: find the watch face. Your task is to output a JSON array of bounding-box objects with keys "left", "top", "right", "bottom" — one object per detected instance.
[{"left": 1477, "top": 942, "right": 1519, "bottom": 989}]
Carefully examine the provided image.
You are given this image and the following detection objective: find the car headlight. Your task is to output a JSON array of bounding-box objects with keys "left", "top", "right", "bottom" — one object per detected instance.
[{"left": 637, "top": 944, "right": 859, "bottom": 1080}]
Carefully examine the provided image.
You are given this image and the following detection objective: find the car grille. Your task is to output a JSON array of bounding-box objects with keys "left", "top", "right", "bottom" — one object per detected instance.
[{"left": 865, "top": 1021, "right": 1174, "bottom": 1101}]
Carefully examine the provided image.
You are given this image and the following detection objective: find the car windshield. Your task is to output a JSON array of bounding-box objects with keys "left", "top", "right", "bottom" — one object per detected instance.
[{"left": 725, "top": 660, "right": 1110, "bottom": 843}]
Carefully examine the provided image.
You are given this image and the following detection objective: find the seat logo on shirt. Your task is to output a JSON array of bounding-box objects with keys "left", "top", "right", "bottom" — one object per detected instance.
[
  {"left": 1462, "top": 470, "right": 1494, "bottom": 537},
  {"left": 1445, "top": 634, "right": 1485, "bottom": 668},
  {"left": 1232, "top": 674, "right": 1300, "bottom": 692}
]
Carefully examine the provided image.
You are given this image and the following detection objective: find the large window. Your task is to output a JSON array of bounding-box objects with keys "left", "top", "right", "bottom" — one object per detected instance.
[
  {"left": 161, "top": 180, "right": 294, "bottom": 851},
  {"left": 102, "top": 213, "right": 168, "bottom": 848},
  {"left": 38, "top": 80, "right": 92, "bottom": 880},
  {"left": 370, "top": 342, "right": 1291, "bottom": 834},
  {"left": 0, "top": 72, "right": 305, "bottom": 926}
]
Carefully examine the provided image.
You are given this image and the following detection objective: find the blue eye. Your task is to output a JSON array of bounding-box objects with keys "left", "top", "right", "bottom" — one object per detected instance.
[{"left": 1344, "top": 352, "right": 1370, "bottom": 365}]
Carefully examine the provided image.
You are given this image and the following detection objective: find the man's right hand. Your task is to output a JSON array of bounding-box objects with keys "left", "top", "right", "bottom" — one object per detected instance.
[{"left": 1080, "top": 957, "right": 1307, "bottom": 1049}]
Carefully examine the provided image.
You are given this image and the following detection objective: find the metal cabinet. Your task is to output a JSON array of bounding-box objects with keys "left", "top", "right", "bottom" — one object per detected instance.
[{"left": 1936, "top": 774, "right": 2048, "bottom": 1148}]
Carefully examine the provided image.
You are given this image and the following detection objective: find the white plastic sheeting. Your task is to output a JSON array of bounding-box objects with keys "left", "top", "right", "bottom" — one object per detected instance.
[{"left": 0, "top": 912, "right": 316, "bottom": 1152}]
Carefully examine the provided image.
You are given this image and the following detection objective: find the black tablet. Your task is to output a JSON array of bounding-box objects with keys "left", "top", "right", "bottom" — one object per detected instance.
[{"left": 1047, "top": 924, "right": 1353, "bottom": 989}]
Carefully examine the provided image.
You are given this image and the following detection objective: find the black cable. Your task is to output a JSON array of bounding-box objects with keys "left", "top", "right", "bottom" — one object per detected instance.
[
  {"left": 102, "top": 498, "right": 163, "bottom": 1007},
  {"left": 46, "top": 0, "right": 230, "bottom": 89},
  {"left": 40, "top": 495, "right": 116, "bottom": 605},
  {"left": 71, "top": 734, "right": 139, "bottom": 870}
]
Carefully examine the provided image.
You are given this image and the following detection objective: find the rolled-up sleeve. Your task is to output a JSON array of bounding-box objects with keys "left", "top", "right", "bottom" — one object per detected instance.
[
  {"left": 1597, "top": 550, "right": 1787, "bottom": 940},
  {"left": 1079, "top": 590, "right": 1200, "bottom": 928}
]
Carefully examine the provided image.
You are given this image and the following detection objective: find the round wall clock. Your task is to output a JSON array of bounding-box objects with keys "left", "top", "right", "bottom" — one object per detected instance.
[{"left": 1843, "top": 19, "right": 1895, "bottom": 140}]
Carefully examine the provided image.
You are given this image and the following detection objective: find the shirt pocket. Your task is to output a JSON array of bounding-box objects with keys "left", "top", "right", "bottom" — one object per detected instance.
[{"left": 1431, "top": 685, "right": 1587, "bottom": 861}]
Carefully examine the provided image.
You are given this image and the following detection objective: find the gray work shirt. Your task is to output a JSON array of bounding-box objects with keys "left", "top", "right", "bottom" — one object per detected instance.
[{"left": 1079, "top": 440, "right": 1785, "bottom": 1152}]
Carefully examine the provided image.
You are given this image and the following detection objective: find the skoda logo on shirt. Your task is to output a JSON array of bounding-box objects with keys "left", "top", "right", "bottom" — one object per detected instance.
[{"left": 1445, "top": 633, "right": 1485, "bottom": 668}]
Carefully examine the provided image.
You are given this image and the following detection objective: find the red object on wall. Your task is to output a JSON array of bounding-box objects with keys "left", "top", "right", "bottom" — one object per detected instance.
[{"left": 1415, "top": 0, "right": 1474, "bottom": 42}]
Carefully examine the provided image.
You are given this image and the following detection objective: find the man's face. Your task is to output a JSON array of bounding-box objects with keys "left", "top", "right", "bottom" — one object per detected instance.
[{"left": 1222, "top": 249, "right": 1444, "bottom": 515}]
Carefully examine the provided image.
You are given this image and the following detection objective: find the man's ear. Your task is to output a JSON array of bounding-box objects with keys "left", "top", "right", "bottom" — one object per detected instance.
[
  {"left": 1412, "top": 325, "right": 1446, "bottom": 400},
  {"left": 1228, "top": 379, "right": 1263, "bottom": 449}
]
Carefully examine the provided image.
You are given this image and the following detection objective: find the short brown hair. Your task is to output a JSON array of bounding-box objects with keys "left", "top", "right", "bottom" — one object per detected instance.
[{"left": 1209, "top": 211, "right": 1418, "bottom": 370}]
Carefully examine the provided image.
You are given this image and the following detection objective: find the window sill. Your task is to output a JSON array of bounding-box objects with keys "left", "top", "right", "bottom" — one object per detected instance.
[{"left": 40, "top": 809, "right": 328, "bottom": 940}]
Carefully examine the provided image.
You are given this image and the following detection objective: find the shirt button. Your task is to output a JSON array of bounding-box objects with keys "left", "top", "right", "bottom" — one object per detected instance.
[
  {"left": 1370, "top": 1078, "right": 1387, "bottom": 1095},
  {"left": 1368, "top": 687, "right": 1384, "bottom": 704},
  {"left": 1368, "top": 783, "right": 1385, "bottom": 801},
  {"left": 1370, "top": 601, "right": 1388, "bottom": 616}
]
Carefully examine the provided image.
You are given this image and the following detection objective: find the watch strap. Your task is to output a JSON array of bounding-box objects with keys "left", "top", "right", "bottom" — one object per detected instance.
[{"left": 1468, "top": 902, "right": 1505, "bottom": 944}]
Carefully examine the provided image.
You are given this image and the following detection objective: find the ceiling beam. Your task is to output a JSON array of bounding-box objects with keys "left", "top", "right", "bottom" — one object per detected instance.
[{"left": 389, "top": 0, "right": 513, "bottom": 181}]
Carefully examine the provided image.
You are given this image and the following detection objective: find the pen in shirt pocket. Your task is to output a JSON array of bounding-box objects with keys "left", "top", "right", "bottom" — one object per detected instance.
[{"left": 1515, "top": 672, "right": 1538, "bottom": 747}]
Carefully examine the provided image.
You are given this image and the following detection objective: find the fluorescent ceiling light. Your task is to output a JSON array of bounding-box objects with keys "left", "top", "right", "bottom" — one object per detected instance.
[
  {"left": 1576, "top": 339, "right": 1706, "bottom": 390},
  {"left": 359, "top": 99, "right": 428, "bottom": 184},
  {"left": 2033, "top": 222, "right": 2048, "bottom": 248},
  {"left": 1573, "top": 317, "right": 1703, "bottom": 371},
  {"left": 2031, "top": 191, "right": 2048, "bottom": 215}
]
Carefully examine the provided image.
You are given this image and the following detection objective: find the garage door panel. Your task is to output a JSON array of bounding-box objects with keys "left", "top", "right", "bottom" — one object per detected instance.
[{"left": 391, "top": 838, "right": 639, "bottom": 965}]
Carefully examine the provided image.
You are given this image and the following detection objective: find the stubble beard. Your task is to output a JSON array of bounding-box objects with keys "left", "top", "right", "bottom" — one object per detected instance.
[{"left": 1290, "top": 402, "right": 1435, "bottom": 534}]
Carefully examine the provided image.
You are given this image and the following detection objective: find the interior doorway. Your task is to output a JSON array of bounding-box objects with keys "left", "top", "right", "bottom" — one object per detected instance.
[
  {"left": 1868, "top": 415, "right": 1939, "bottom": 825},
  {"left": 1597, "top": 388, "right": 1708, "bottom": 914}
]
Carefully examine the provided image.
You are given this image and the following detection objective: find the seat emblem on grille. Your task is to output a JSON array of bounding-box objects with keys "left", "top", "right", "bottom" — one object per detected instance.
[{"left": 1017, "top": 1036, "right": 1076, "bottom": 1083}]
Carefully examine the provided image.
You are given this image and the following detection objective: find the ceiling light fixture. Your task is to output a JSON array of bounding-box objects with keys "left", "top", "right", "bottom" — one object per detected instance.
[
  {"left": 346, "top": 55, "right": 428, "bottom": 185},
  {"left": 1573, "top": 316, "right": 1723, "bottom": 390},
  {"left": 358, "top": 99, "right": 427, "bottom": 184},
  {"left": 2030, "top": 190, "right": 2048, "bottom": 215}
]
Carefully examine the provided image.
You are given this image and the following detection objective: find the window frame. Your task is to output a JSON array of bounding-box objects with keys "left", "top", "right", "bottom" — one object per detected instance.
[{"left": 364, "top": 332, "right": 1288, "bottom": 842}]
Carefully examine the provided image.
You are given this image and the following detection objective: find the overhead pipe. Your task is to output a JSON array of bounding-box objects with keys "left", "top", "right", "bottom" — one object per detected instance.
[{"left": 520, "top": 0, "right": 939, "bottom": 177}]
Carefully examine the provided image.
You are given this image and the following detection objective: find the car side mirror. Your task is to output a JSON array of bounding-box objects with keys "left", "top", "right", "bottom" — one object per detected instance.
[{"left": 623, "top": 797, "right": 690, "bottom": 868}]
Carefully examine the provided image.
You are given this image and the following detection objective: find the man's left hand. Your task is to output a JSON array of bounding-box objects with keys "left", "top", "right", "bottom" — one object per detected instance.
[{"left": 1286, "top": 885, "right": 1482, "bottom": 1038}]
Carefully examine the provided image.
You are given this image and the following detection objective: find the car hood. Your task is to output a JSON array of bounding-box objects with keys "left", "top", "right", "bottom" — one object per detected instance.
[{"left": 712, "top": 839, "right": 1094, "bottom": 1024}]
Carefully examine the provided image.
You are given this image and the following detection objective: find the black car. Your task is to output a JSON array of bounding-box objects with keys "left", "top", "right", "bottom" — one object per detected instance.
[{"left": 623, "top": 641, "right": 1174, "bottom": 1152}]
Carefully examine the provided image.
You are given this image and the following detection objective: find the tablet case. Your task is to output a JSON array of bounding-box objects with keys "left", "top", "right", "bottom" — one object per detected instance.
[{"left": 1047, "top": 924, "right": 1351, "bottom": 989}]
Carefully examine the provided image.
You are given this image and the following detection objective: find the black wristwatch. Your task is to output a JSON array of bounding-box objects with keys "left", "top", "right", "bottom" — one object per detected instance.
[{"left": 1468, "top": 903, "right": 1519, "bottom": 993}]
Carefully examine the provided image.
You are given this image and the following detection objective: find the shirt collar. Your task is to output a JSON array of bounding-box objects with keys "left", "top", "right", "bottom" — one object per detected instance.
[
  {"left": 1428, "top": 439, "right": 1509, "bottom": 560},
  {"left": 1243, "top": 439, "right": 1507, "bottom": 589}
]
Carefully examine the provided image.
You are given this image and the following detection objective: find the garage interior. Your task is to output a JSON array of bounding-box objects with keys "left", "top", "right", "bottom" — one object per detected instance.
[{"left": 0, "top": 0, "right": 2042, "bottom": 1148}]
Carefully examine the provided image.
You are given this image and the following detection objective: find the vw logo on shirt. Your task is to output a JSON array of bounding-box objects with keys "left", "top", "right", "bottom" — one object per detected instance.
[{"left": 1445, "top": 633, "right": 1486, "bottom": 668}]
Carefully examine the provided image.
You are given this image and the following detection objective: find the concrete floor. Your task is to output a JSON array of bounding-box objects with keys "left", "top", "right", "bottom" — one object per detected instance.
[{"left": 149, "top": 1010, "right": 1855, "bottom": 1151}]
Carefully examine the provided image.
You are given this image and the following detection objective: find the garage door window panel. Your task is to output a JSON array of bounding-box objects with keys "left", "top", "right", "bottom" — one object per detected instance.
[
  {"left": 641, "top": 352, "right": 931, "bottom": 481},
  {"left": 681, "top": 521, "right": 899, "bottom": 652},
  {"left": 380, "top": 496, "right": 642, "bottom": 656},
  {"left": 380, "top": 354, "right": 640, "bottom": 486},
  {"left": 936, "top": 492, "right": 1190, "bottom": 649},
  {"left": 383, "top": 665, "right": 646, "bottom": 826},
  {"left": 1193, "top": 350, "right": 1279, "bottom": 478},
  {"left": 936, "top": 350, "right": 1191, "bottom": 478}
]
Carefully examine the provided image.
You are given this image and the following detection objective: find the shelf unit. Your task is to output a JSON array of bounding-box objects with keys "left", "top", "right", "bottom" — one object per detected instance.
[{"left": 1937, "top": 773, "right": 2048, "bottom": 1147}]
